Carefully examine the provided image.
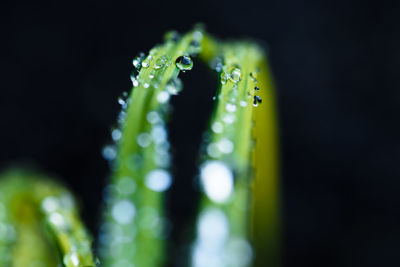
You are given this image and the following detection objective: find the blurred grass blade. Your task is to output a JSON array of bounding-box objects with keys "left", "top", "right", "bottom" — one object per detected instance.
[
  {"left": 0, "top": 168, "right": 96, "bottom": 267},
  {"left": 99, "top": 26, "right": 204, "bottom": 267},
  {"left": 191, "top": 38, "right": 280, "bottom": 267},
  {"left": 251, "top": 52, "right": 281, "bottom": 267}
]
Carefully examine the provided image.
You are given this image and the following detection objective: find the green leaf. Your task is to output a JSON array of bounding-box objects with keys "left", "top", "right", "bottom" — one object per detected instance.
[
  {"left": 190, "top": 39, "right": 280, "bottom": 267},
  {"left": 99, "top": 26, "right": 205, "bottom": 267}
]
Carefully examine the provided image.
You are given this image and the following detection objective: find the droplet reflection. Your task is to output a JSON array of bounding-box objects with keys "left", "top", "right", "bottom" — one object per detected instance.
[{"left": 200, "top": 161, "right": 233, "bottom": 203}]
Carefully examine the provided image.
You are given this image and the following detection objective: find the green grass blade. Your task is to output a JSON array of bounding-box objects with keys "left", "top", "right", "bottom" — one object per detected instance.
[
  {"left": 99, "top": 26, "right": 204, "bottom": 267},
  {"left": 191, "top": 39, "right": 280, "bottom": 267}
]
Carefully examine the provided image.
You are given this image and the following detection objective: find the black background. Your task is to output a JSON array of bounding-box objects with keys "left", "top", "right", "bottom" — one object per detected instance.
[{"left": 1, "top": 0, "right": 400, "bottom": 266}]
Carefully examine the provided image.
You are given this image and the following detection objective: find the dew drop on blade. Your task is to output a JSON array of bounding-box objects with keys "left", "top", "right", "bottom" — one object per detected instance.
[
  {"left": 165, "top": 77, "right": 183, "bottom": 95},
  {"left": 175, "top": 55, "right": 193, "bottom": 72},
  {"left": 229, "top": 68, "right": 241, "bottom": 83},
  {"left": 253, "top": 95, "right": 262, "bottom": 107}
]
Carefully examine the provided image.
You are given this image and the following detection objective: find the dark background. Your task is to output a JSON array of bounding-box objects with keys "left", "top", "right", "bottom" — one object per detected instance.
[{"left": 1, "top": 0, "right": 399, "bottom": 266}]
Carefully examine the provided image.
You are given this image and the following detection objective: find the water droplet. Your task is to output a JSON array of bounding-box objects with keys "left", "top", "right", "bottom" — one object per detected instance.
[
  {"left": 112, "top": 128, "right": 122, "bottom": 141},
  {"left": 255, "top": 86, "right": 260, "bottom": 92},
  {"left": 102, "top": 145, "right": 117, "bottom": 160},
  {"left": 222, "top": 114, "right": 235, "bottom": 124},
  {"left": 154, "top": 57, "right": 167, "bottom": 69},
  {"left": 192, "top": 30, "right": 204, "bottom": 41},
  {"left": 165, "top": 77, "right": 183, "bottom": 95},
  {"left": 253, "top": 95, "right": 262, "bottom": 106},
  {"left": 229, "top": 68, "right": 241, "bottom": 83},
  {"left": 132, "top": 52, "right": 145, "bottom": 70},
  {"left": 207, "top": 143, "right": 222, "bottom": 158},
  {"left": 147, "top": 111, "right": 161, "bottom": 124},
  {"left": 118, "top": 110, "right": 127, "bottom": 124},
  {"left": 49, "top": 212, "right": 65, "bottom": 227},
  {"left": 137, "top": 132, "right": 152, "bottom": 147},
  {"left": 240, "top": 100, "right": 248, "bottom": 107},
  {"left": 130, "top": 74, "right": 139, "bottom": 87},
  {"left": 250, "top": 72, "right": 258, "bottom": 83},
  {"left": 145, "top": 169, "right": 172, "bottom": 192},
  {"left": 221, "top": 72, "right": 228, "bottom": 84},
  {"left": 188, "top": 40, "right": 201, "bottom": 55},
  {"left": 142, "top": 61, "right": 150, "bottom": 68},
  {"left": 132, "top": 59, "right": 140, "bottom": 69},
  {"left": 211, "top": 122, "right": 223, "bottom": 133},
  {"left": 157, "top": 91, "right": 170, "bottom": 103},
  {"left": 154, "top": 152, "right": 170, "bottom": 168},
  {"left": 200, "top": 161, "right": 233, "bottom": 203},
  {"left": 217, "top": 138, "right": 234, "bottom": 154},
  {"left": 175, "top": 55, "right": 193, "bottom": 72},
  {"left": 151, "top": 125, "right": 167, "bottom": 144},
  {"left": 63, "top": 251, "right": 80, "bottom": 267},
  {"left": 118, "top": 96, "right": 126, "bottom": 106},
  {"left": 197, "top": 208, "right": 229, "bottom": 247},
  {"left": 164, "top": 30, "right": 181, "bottom": 42},
  {"left": 225, "top": 238, "right": 253, "bottom": 266},
  {"left": 112, "top": 200, "right": 136, "bottom": 224},
  {"left": 225, "top": 103, "right": 237, "bottom": 113},
  {"left": 209, "top": 57, "right": 223, "bottom": 72},
  {"left": 154, "top": 141, "right": 169, "bottom": 155},
  {"left": 154, "top": 144, "right": 170, "bottom": 167},
  {"left": 131, "top": 73, "right": 139, "bottom": 87},
  {"left": 41, "top": 196, "right": 59, "bottom": 213}
]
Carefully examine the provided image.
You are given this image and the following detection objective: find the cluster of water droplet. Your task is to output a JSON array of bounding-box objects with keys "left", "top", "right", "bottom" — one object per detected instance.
[
  {"left": 249, "top": 71, "right": 262, "bottom": 107},
  {"left": 204, "top": 63, "right": 243, "bottom": 161},
  {"left": 210, "top": 57, "right": 223, "bottom": 73},
  {"left": 129, "top": 50, "right": 173, "bottom": 93},
  {"left": 102, "top": 90, "right": 129, "bottom": 164}
]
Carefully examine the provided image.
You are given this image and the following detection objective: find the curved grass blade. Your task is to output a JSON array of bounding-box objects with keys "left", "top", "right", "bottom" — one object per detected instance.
[
  {"left": 0, "top": 168, "right": 96, "bottom": 267},
  {"left": 191, "top": 39, "right": 280, "bottom": 267},
  {"left": 99, "top": 26, "right": 204, "bottom": 267}
]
